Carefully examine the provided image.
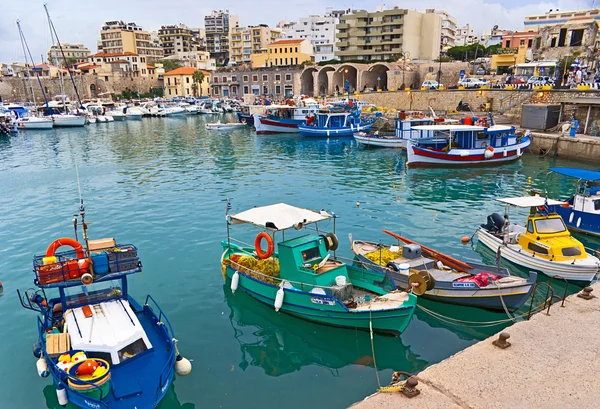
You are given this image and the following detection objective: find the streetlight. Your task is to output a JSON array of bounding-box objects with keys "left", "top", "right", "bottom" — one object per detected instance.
[
  {"left": 399, "top": 51, "right": 410, "bottom": 89},
  {"left": 342, "top": 68, "right": 348, "bottom": 95},
  {"left": 438, "top": 46, "right": 449, "bottom": 88}
]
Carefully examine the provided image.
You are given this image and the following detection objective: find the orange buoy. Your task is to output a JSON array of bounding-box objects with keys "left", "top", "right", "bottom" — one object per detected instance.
[{"left": 461, "top": 236, "right": 471, "bottom": 244}]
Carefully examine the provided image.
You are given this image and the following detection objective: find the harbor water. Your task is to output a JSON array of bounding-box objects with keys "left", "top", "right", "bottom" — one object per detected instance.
[{"left": 0, "top": 115, "right": 598, "bottom": 408}]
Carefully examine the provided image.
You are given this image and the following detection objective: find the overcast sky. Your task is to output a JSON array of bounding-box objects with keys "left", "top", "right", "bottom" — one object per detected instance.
[{"left": 0, "top": 0, "right": 592, "bottom": 63}]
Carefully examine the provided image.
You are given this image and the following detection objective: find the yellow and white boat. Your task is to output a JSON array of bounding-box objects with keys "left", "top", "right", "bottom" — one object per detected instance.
[{"left": 477, "top": 196, "right": 600, "bottom": 284}]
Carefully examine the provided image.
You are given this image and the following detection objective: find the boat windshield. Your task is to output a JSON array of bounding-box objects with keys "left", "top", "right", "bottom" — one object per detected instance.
[{"left": 534, "top": 218, "right": 566, "bottom": 234}]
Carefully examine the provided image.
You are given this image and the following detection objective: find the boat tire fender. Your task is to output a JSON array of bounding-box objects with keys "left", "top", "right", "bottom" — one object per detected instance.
[
  {"left": 255, "top": 232, "right": 274, "bottom": 259},
  {"left": 324, "top": 232, "right": 339, "bottom": 251},
  {"left": 81, "top": 273, "right": 93, "bottom": 286}
]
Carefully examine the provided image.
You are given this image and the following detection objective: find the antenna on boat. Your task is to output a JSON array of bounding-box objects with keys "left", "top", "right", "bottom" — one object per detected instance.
[{"left": 74, "top": 164, "right": 93, "bottom": 274}]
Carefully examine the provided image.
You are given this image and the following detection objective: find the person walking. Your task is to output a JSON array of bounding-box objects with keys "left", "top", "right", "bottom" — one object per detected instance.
[{"left": 575, "top": 68, "right": 583, "bottom": 86}]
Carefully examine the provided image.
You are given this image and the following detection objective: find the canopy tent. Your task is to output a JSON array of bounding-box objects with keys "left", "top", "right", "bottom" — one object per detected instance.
[
  {"left": 551, "top": 167, "right": 600, "bottom": 181},
  {"left": 230, "top": 203, "right": 333, "bottom": 231},
  {"left": 497, "top": 196, "right": 565, "bottom": 208}
]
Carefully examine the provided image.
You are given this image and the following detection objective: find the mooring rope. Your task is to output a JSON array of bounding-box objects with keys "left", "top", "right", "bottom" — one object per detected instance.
[{"left": 368, "top": 307, "right": 382, "bottom": 389}]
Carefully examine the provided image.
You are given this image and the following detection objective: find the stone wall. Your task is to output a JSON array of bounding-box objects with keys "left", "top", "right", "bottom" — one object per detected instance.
[
  {"left": 0, "top": 75, "right": 162, "bottom": 103},
  {"left": 530, "top": 133, "right": 600, "bottom": 162}
]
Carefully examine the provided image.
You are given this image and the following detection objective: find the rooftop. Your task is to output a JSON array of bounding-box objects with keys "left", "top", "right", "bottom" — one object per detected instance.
[
  {"left": 270, "top": 39, "right": 305, "bottom": 45},
  {"left": 164, "top": 67, "right": 210, "bottom": 76}
]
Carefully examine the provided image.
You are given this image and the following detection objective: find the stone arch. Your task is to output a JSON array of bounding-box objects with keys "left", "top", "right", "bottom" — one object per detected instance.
[
  {"left": 300, "top": 67, "right": 318, "bottom": 96},
  {"left": 362, "top": 63, "right": 391, "bottom": 91},
  {"left": 317, "top": 66, "right": 335, "bottom": 96},
  {"left": 90, "top": 83, "right": 97, "bottom": 98},
  {"left": 334, "top": 64, "right": 359, "bottom": 94}
]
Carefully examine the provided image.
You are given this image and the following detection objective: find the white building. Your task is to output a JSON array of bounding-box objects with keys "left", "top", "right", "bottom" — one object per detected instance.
[
  {"left": 204, "top": 10, "right": 239, "bottom": 64},
  {"left": 281, "top": 7, "right": 353, "bottom": 62},
  {"left": 426, "top": 9, "right": 457, "bottom": 50},
  {"left": 455, "top": 24, "right": 478, "bottom": 46}
]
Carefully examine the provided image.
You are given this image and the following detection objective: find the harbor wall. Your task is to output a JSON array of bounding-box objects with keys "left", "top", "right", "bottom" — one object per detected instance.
[
  {"left": 530, "top": 133, "right": 600, "bottom": 162},
  {"left": 352, "top": 283, "right": 600, "bottom": 409},
  {"left": 0, "top": 75, "right": 162, "bottom": 103}
]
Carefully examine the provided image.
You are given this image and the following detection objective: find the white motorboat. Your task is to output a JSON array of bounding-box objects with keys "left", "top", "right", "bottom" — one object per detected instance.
[
  {"left": 104, "top": 115, "right": 114, "bottom": 122},
  {"left": 87, "top": 116, "right": 97, "bottom": 124},
  {"left": 206, "top": 121, "right": 247, "bottom": 130},
  {"left": 125, "top": 106, "right": 144, "bottom": 120},
  {"left": 477, "top": 196, "right": 600, "bottom": 283},
  {"left": 52, "top": 114, "right": 87, "bottom": 127},
  {"left": 15, "top": 116, "right": 54, "bottom": 130},
  {"left": 184, "top": 105, "right": 199, "bottom": 115},
  {"left": 107, "top": 110, "right": 125, "bottom": 121},
  {"left": 160, "top": 106, "right": 185, "bottom": 117}
]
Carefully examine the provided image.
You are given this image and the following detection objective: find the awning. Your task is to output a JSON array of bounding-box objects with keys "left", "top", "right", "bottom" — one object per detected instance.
[
  {"left": 230, "top": 203, "right": 332, "bottom": 231},
  {"left": 551, "top": 167, "right": 600, "bottom": 181},
  {"left": 497, "top": 196, "right": 566, "bottom": 208}
]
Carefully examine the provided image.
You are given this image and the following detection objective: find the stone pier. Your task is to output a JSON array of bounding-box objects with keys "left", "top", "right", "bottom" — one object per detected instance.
[{"left": 351, "top": 283, "right": 600, "bottom": 409}]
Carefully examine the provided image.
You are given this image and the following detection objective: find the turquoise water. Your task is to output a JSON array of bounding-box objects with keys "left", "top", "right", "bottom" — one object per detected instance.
[{"left": 0, "top": 116, "right": 598, "bottom": 409}]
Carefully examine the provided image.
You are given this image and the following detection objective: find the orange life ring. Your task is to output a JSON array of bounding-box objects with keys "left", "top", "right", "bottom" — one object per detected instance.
[
  {"left": 46, "top": 238, "right": 85, "bottom": 259},
  {"left": 255, "top": 232, "right": 274, "bottom": 259},
  {"left": 475, "top": 119, "right": 483, "bottom": 126},
  {"left": 487, "top": 146, "right": 494, "bottom": 152},
  {"left": 418, "top": 112, "right": 425, "bottom": 119}
]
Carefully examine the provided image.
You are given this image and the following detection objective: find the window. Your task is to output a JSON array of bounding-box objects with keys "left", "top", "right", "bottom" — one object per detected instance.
[
  {"left": 262, "top": 74, "right": 268, "bottom": 81},
  {"left": 186, "top": 77, "right": 190, "bottom": 83},
  {"left": 562, "top": 246, "right": 582, "bottom": 257},
  {"left": 505, "top": 40, "right": 510, "bottom": 47},
  {"left": 222, "top": 76, "right": 227, "bottom": 82},
  {"left": 279, "top": 48, "right": 283, "bottom": 53},
  {"left": 252, "top": 75, "right": 258, "bottom": 81},
  {"left": 519, "top": 40, "right": 525, "bottom": 46},
  {"left": 168, "top": 88, "right": 172, "bottom": 95},
  {"left": 118, "top": 338, "right": 148, "bottom": 362},
  {"left": 550, "top": 37, "right": 557, "bottom": 47},
  {"left": 214, "top": 87, "right": 219, "bottom": 95},
  {"left": 275, "top": 74, "right": 281, "bottom": 81},
  {"left": 104, "top": 76, "right": 109, "bottom": 81},
  {"left": 295, "top": 47, "right": 298, "bottom": 52},
  {"left": 175, "top": 89, "right": 178, "bottom": 95},
  {"left": 285, "top": 74, "right": 291, "bottom": 81},
  {"left": 231, "top": 76, "right": 237, "bottom": 82},
  {"left": 263, "top": 85, "right": 268, "bottom": 94},
  {"left": 534, "top": 218, "right": 566, "bottom": 234},
  {"left": 244, "top": 85, "right": 249, "bottom": 94},
  {"left": 285, "top": 48, "right": 288, "bottom": 53},
  {"left": 570, "top": 29, "right": 584, "bottom": 46},
  {"left": 527, "top": 220, "right": 534, "bottom": 233},
  {"left": 527, "top": 242, "right": 549, "bottom": 255},
  {"left": 295, "top": 58, "right": 298, "bottom": 65},
  {"left": 167, "top": 78, "right": 171, "bottom": 85},
  {"left": 595, "top": 200, "right": 600, "bottom": 211},
  {"left": 285, "top": 58, "right": 288, "bottom": 65},
  {"left": 527, "top": 39, "right": 533, "bottom": 48},
  {"left": 275, "top": 85, "right": 281, "bottom": 94},
  {"left": 243, "top": 75, "right": 249, "bottom": 81},
  {"left": 557, "top": 28, "right": 567, "bottom": 47},
  {"left": 274, "top": 48, "right": 277, "bottom": 54}
]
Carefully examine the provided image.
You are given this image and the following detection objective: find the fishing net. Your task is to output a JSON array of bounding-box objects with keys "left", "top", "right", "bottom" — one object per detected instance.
[
  {"left": 224, "top": 254, "right": 281, "bottom": 285},
  {"left": 364, "top": 248, "right": 402, "bottom": 266}
]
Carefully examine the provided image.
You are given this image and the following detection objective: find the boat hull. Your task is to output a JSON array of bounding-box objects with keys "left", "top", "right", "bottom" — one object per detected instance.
[
  {"left": 299, "top": 122, "right": 374, "bottom": 138},
  {"left": 547, "top": 204, "right": 600, "bottom": 237},
  {"left": 225, "top": 265, "right": 414, "bottom": 335},
  {"left": 52, "top": 115, "right": 86, "bottom": 127},
  {"left": 354, "top": 133, "right": 407, "bottom": 149},
  {"left": 237, "top": 113, "right": 254, "bottom": 125},
  {"left": 253, "top": 114, "right": 301, "bottom": 134},
  {"left": 407, "top": 137, "right": 531, "bottom": 167},
  {"left": 16, "top": 119, "right": 54, "bottom": 130},
  {"left": 477, "top": 228, "right": 599, "bottom": 284}
]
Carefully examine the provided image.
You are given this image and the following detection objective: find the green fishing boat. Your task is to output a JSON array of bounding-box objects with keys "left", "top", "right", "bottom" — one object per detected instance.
[{"left": 220, "top": 203, "right": 417, "bottom": 335}]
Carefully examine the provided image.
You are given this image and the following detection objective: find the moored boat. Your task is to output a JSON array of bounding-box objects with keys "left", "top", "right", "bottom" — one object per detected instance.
[
  {"left": 52, "top": 114, "right": 87, "bottom": 127},
  {"left": 477, "top": 196, "right": 600, "bottom": 284},
  {"left": 18, "top": 200, "right": 192, "bottom": 409},
  {"left": 352, "top": 232, "right": 536, "bottom": 310},
  {"left": 206, "top": 121, "right": 247, "bottom": 130},
  {"left": 406, "top": 117, "right": 531, "bottom": 167},
  {"left": 353, "top": 116, "right": 437, "bottom": 149},
  {"left": 253, "top": 104, "right": 320, "bottom": 134},
  {"left": 545, "top": 168, "right": 600, "bottom": 237},
  {"left": 15, "top": 116, "right": 54, "bottom": 130},
  {"left": 298, "top": 111, "right": 375, "bottom": 138},
  {"left": 221, "top": 203, "right": 417, "bottom": 335}
]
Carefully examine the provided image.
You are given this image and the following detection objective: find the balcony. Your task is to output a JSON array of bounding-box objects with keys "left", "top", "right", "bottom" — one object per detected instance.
[
  {"left": 337, "top": 23, "right": 349, "bottom": 29},
  {"left": 356, "top": 21, "right": 368, "bottom": 28},
  {"left": 336, "top": 32, "right": 349, "bottom": 39},
  {"left": 337, "top": 41, "right": 349, "bottom": 47}
]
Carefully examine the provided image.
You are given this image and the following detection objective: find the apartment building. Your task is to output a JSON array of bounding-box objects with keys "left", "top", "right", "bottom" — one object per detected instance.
[
  {"left": 210, "top": 67, "right": 299, "bottom": 97},
  {"left": 99, "top": 20, "right": 163, "bottom": 62},
  {"left": 205, "top": 10, "right": 239, "bottom": 64},
  {"left": 158, "top": 24, "right": 198, "bottom": 57},
  {"left": 47, "top": 43, "right": 91, "bottom": 64},
  {"left": 81, "top": 51, "right": 154, "bottom": 80},
  {"left": 230, "top": 25, "right": 282, "bottom": 65},
  {"left": 335, "top": 7, "right": 441, "bottom": 61},
  {"left": 163, "top": 67, "right": 210, "bottom": 97},
  {"left": 426, "top": 9, "right": 457, "bottom": 49},
  {"left": 524, "top": 8, "right": 600, "bottom": 30},
  {"left": 250, "top": 39, "right": 313, "bottom": 68},
  {"left": 455, "top": 24, "right": 478, "bottom": 46}
]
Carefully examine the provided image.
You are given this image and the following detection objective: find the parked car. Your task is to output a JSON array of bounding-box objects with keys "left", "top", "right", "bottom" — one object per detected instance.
[
  {"left": 421, "top": 80, "right": 440, "bottom": 90},
  {"left": 475, "top": 68, "right": 488, "bottom": 76},
  {"left": 458, "top": 78, "right": 486, "bottom": 88},
  {"left": 527, "top": 76, "right": 554, "bottom": 86}
]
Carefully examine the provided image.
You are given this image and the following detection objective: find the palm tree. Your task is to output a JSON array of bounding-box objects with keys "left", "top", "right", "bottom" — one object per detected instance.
[{"left": 192, "top": 70, "right": 205, "bottom": 97}]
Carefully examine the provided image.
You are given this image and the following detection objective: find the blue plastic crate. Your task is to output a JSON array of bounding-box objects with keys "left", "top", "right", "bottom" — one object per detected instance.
[{"left": 91, "top": 252, "right": 109, "bottom": 275}]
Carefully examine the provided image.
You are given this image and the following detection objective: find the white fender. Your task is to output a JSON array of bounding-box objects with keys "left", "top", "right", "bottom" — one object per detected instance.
[
  {"left": 569, "top": 212, "right": 574, "bottom": 223},
  {"left": 577, "top": 217, "right": 582, "bottom": 228},
  {"left": 36, "top": 357, "right": 49, "bottom": 378},
  {"left": 484, "top": 149, "right": 493, "bottom": 159},
  {"left": 56, "top": 386, "right": 68, "bottom": 407},
  {"left": 503, "top": 149, "right": 507, "bottom": 157},
  {"left": 517, "top": 147, "right": 522, "bottom": 156},
  {"left": 231, "top": 271, "right": 239, "bottom": 294},
  {"left": 274, "top": 287, "right": 284, "bottom": 312}
]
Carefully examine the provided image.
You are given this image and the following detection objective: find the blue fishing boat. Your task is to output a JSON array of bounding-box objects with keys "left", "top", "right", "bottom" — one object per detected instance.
[
  {"left": 546, "top": 167, "right": 600, "bottom": 237},
  {"left": 237, "top": 106, "right": 254, "bottom": 125},
  {"left": 298, "top": 111, "right": 376, "bottom": 138},
  {"left": 18, "top": 201, "right": 191, "bottom": 409}
]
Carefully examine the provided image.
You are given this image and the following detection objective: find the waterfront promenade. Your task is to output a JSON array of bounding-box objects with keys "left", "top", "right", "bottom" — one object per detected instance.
[{"left": 352, "top": 282, "right": 600, "bottom": 409}]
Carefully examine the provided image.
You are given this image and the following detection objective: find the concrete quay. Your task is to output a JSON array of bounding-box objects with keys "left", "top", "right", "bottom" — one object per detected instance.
[
  {"left": 352, "top": 283, "right": 600, "bottom": 409},
  {"left": 529, "top": 132, "right": 600, "bottom": 162}
]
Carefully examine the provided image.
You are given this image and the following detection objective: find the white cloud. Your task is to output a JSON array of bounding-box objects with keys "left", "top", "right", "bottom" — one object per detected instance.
[{"left": 0, "top": 0, "right": 593, "bottom": 62}]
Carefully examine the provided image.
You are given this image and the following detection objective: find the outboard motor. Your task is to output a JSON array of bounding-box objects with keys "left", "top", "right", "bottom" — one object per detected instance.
[{"left": 481, "top": 213, "right": 505, "bottom": 233}]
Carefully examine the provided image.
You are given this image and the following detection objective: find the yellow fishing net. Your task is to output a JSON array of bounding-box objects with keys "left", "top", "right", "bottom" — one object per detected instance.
[
  {"left": 224, "top": 254, "right": 281, "bottom": 284},
  {"left": 364, "top": 248, "right": 401, "bottom": 266}
]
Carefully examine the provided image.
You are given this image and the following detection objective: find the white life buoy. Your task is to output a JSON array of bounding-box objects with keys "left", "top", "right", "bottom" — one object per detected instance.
[
  {"left": 231, "top": 271, "right": 239, "bottom": 294},
  {"left": 274, "top": 287, "right": 284, "bottom": 312}
]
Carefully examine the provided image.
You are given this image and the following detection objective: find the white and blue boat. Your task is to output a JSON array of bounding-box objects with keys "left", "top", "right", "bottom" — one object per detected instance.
[
  {"left": 19, "top": 201, "right": 191, "bottom": 409},
  {"left": 546, "top": 167, "right": 600, "bottom": 237},
  {"left": 353, "top": 116, "right": 438, "bottom": 149},
  {"left": 298, "top": 111, "right": 375, "bottom": 138}
]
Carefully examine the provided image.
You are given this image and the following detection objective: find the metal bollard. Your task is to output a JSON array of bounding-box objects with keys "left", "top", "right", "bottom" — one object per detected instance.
[
  {"left": 492, "top": 332, "right": 511, "bottom": 349},
  {"left": 577, "top": 287, "right": 596, "bottom": 300},
  {"left": 401, "top": 377, "right": 420, "bottom": 398}
]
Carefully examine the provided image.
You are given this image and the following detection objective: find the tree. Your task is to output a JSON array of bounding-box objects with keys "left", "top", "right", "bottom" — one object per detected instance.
[
  {"left": 158, "top": 59, "right": 181, "bottom": 73},
  {"left": 192, "top": 70, "right": 205, "bottom": 97}
]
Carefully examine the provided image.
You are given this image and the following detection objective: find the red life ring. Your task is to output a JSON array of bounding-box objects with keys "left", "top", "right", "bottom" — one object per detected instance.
[
  {"left": 46, "top": 238, "right": 85, "bottom": 259},
  {"left": 475, "top": 119, "right": 483, "bottom": 126},
  {"left": 537, "top": 205, "right": 546, "bottom": 212},
  {"left": 255, "top": 232, "right": 274, "bottom": 259},
  {"left": 418, "top": 112, "right": 425, "bottom": 119},
  {"left": 487, "top": 146, "right": 494, "bottom": 152}
]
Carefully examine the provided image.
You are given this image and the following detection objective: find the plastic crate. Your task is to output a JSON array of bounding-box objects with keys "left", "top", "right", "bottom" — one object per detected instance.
[
  {"left": 34, "top": 249, "right": 90, "bottom": 285},
  {"left": 107, "top": 246, "right": 140, "bottom": 273}
]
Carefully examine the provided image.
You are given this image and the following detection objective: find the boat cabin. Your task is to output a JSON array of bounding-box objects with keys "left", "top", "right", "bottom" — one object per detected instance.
[
  {"left": 412, "top": 125, "right": 518, "bottom": 151},
  {"left": 309, "top": 112, "right": 359, "bottom": 129}
]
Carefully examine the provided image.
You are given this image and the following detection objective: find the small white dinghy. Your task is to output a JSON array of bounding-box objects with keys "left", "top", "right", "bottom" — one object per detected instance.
[{"left": 206, "top": 121, "right": 247, "bottom": 131}]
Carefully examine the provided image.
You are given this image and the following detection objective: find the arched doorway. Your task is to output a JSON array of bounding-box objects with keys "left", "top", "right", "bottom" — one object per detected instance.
[
  {"left": 334, "top": 65, "right": 358, "bottom": 94},
  {"left": 300, "top": 68, "right": 317, "bottom": 96},
  {"left": 90, "top": 84, "right": 97, "bottom": 98},
  {"left": 317, "top": 66, "right": 335, "bottom": 96},
  {"left": 363, "top": 64, "right": 390, "bottom": 91}
]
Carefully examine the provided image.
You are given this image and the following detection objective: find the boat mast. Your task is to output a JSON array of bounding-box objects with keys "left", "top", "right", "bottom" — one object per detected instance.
[
  {"left": 44, "top": 3, "right": 83, "bottom": 109},
  {"left": 18, "top": 21, "right": 50, "bottom": 110},
  {"left": 17, "top": 21, "right": 36, "bottom": 106}
]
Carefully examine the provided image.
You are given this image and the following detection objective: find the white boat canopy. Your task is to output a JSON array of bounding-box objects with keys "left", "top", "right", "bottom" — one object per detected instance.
[
  {"left": 497, "top": 196, "right": 566, "bottom": 207},
  {"left": 411, "top": 124, "right": 513, "bottom": 132},
  {"left": 230, "top": 203, "right": 333, "bottom": 231}
]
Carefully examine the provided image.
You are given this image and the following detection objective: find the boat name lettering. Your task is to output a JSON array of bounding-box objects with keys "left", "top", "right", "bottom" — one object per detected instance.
[
  {"left": 452, "top": 282, "right": 476, "bottom": 288},
  {"left": 535, "top": 242, "right": 550, "bottom": 249},
  {"left": 310, "top": 297, "right": 336, "bottom": 306},
  {"left": 84, "top": 400, "right": 101, "bottom": 409}
]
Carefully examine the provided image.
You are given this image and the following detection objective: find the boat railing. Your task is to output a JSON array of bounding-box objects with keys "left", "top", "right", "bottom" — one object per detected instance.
[
  {"left": 36, "top": 318, "right": 110, "bottom": 409},
  {"left": 144, "top": 295, "right": 176, "bottom": 406}
]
